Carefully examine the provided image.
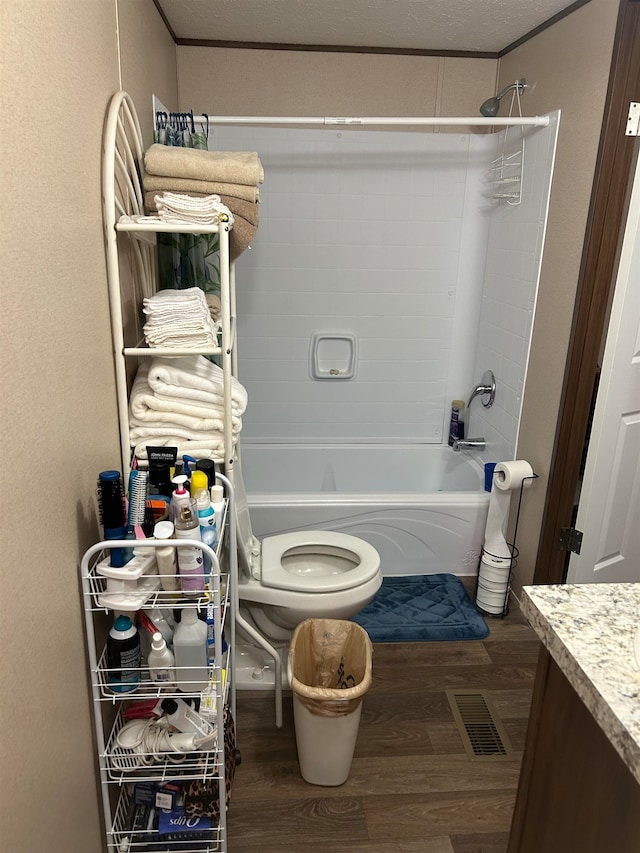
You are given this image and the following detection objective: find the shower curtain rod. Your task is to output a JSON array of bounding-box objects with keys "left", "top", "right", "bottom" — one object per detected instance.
[{"left": 191, "top": 114, "right": 550, "bottom": 128}]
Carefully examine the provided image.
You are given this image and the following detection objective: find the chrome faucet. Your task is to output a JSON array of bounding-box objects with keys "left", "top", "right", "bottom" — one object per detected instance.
[
  {"left": 452, "top": 437, "right": 486, "bottom": 452},
  {"left": 467, "top": 369, "right": 496, "bottom": 409}
]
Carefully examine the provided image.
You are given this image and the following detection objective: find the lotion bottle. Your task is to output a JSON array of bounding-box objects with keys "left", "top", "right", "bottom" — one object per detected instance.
[
  {"left": 147, "top": 632, "right": 176, "bottom": 685},
  {"left": 172, "top": 608, "right": 209, "bottom": 692},
  {"left": 153, "top": 520, "right": 178, "bottom": 592},
  {"left": 169, "top": 474, "right": 191, "bottom": 523},
  {"left": 174, "top": 499, "right": 204, "bottom": 595}
]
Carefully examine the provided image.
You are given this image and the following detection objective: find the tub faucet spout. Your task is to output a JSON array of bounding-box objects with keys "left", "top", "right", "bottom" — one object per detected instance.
[{"left": 452, "top": 437, "right": 486, "bottom": 452}]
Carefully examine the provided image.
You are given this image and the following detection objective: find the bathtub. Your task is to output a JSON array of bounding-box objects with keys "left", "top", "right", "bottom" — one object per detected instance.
[{"left": 239, "top": 444, "right": 490, "bottom": 577}]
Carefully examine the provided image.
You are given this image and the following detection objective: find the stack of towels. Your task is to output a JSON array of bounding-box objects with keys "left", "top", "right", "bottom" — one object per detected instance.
[
  {"left": 153, "top": 192, "right": 233, "bottom": 227},
  {"left": 142, "top": 288, "right": 220, "bottom": 348},
  {"left": 129, "top": 354, "right": 248, "bottom": 462},
  {"left": 143, "top": 144, "right": 263, "bottom": 260}
]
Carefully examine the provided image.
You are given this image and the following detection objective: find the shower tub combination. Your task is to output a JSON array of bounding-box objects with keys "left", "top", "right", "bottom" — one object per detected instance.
[{"left": 240, "top": 444, "right": 490, "bottom": 577}]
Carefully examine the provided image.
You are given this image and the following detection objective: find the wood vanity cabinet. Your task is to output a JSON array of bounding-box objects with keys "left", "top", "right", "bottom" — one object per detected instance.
[{"left": 507, "top": 648, "right": 640, "bottom": 853}]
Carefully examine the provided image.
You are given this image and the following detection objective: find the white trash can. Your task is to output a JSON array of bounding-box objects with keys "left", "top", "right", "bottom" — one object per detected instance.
[{"left": 288, "top": 618, "right": 373, "bottom": 786}]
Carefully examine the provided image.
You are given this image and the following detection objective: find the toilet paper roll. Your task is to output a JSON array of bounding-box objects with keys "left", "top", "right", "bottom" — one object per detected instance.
[
  {"left": 482, "top": 461, "right": 533, "bottom": 561},
  {"left": 493, "top": 460, "right": 534, "bottom": 491}
]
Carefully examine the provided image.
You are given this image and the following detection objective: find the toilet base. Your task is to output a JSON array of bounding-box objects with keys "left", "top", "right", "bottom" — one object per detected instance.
[{"left": 235, "top": 639, "right": 290, "bottom": 691}]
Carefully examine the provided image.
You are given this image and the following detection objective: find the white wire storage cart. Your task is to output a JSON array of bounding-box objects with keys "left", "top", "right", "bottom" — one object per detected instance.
[
  {"left": 80, "top": 89, "right": 241, "bottom": 852},
  {"left": 80, "top": 535, "right": 232, "bottom": 853}
]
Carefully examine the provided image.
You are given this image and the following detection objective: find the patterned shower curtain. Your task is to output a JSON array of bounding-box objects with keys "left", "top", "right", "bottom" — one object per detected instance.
[{"left": 154, "top": 112, "right": 220, "bottom": 301}]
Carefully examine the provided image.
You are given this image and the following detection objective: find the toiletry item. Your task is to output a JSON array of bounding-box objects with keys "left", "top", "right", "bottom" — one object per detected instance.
[
  {"left": 169, "top": 475, "right": 191, "bottom": 523},
  {"left": 195, "top": 458, "right": 217, "bottom": 490},
  {"left": 160, "top": 696, "right": 213, "bottom": 738},
  {"left": 210, "top": 484, "right": 225, "bottom": 522},
  {"left": 126, "top": 469, "right": 149, "bottom": 537},
  {"left": 196, "top": 488, "right": 217, "bottom": 580},
  {"left": 107, "top": 615, "right": 141, "bottom": 693},
  {"left": 205, "top": 601, "right": 228, "bottom": 665},
  {"left": 147, "top": 632, "right": 176, "bottom": 685},
  {"left": 448, "top": 400, "right": 465, "bottom": 446},
  {"left": 173, "top": 608, "right": 209, "bottom": 692},
  {"left": 174, "top": 499, "right": 205, "bottom": 595},
  {"left": 148, "top": 461, "right": 172, "bottom": 499},
  {"left": 189, "top": 470, "right": 209, "bottom": 500},
  {"left": 97, "top": 470, "right": 130, "bottom": 567},
  {"left": 153, "top": 520, "right": 179, "bottom": 591},
  {"left": 149, "top": 608, "right": 174, "bottom": 645}
]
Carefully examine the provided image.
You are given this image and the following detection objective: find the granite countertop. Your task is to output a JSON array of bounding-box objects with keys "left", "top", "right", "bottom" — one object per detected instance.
[{"left": 521, "top": 583, "right": 640, "bottom": 785}]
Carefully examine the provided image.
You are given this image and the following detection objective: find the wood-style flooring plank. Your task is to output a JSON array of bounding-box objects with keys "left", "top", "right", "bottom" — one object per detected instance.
[
  {"left": 450, "top": 831, "right": 512, "bottom": 853},
  {"left": 363, "top": 790, "right": 517, "bottom": 839}
]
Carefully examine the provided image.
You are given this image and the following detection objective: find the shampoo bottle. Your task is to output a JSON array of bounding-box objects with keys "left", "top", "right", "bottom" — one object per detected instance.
[
  {"left": 174, "top": 499, "right": 204, "bottom": 595},
  {"left": 147, "top": 632, "right": 176, "bottom": 685},
  {"left": 172, "top": 608, "right": 209, "bottom": 693},
  {"left": 448, "top": 400, "right": 466, "bottom": 446},
  {"left": 106, "top": 615, "right": 141, "bottom": 693}
]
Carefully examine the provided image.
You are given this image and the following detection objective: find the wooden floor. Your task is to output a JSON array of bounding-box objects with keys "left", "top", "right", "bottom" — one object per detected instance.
[{"left": 226, "top": 586, "right": 540, "bottom": 853}]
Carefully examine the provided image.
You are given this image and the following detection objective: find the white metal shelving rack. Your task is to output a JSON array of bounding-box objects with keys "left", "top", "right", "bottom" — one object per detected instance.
[{"left": 80, "top": 89, "right": 241, "bottom": 853}]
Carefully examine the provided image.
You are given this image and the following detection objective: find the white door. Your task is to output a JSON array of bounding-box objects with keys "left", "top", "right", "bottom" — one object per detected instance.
[{"left": 567, "top": 147, "right": 640, "bottom": 584}]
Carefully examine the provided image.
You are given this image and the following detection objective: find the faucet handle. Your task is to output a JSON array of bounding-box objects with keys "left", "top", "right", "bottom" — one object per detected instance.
[{"left": 467, "top": 369, "right": 496, "bottom": 409}]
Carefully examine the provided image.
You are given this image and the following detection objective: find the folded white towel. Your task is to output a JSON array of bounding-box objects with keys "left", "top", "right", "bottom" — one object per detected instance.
[
  {"left": 146, "top": 355, "right": 248, "bottom": 412},
  {"left": 142, "top": 288, "right": 220, "bottom": 348},
  {"left": 129, "top": 361, "right": 244, "bottom": 426},
  {"left": 154, "top": 192, "right": 234, "bottom": 227},
  {"left": 134, "top": 438, "right": 228, "bottom": 463}
]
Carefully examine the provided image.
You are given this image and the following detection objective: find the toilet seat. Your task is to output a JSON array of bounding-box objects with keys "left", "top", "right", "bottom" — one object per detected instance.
[{"left": 261, "top": 530, "right": 380, "bottom": 594}]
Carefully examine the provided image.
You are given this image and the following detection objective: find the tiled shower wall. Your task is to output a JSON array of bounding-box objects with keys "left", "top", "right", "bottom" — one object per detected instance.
[
  {"left": 212, "top": 120, "right": 557, "bottom": 453},
  {"left": 468, "top": 112, "right": 560, "bottom": 462}
]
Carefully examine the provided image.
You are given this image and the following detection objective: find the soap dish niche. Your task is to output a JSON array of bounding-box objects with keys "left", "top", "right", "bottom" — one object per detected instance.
[{"left": 310, "top": 333, "right": 358, "bottom": 380}]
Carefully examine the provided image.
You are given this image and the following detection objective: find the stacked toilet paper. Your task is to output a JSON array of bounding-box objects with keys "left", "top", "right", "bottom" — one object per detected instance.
[{"left": 476, "top": 460, "right": 534, "bottom": 615}]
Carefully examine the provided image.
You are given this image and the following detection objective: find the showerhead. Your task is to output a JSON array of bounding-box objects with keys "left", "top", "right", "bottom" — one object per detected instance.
[{"left": 480, "top": 78, "right": 527, "bottom": 117}]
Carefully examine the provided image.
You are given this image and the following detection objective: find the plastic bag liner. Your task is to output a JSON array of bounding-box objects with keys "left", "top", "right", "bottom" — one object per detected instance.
[{"left": 288, "top": 618, "right": 373, "bottom": 717}]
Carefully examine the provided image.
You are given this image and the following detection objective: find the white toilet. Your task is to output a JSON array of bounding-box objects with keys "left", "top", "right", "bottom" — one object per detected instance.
[{"left": 232, "top": 460, "right": 382, "bottom": 691}]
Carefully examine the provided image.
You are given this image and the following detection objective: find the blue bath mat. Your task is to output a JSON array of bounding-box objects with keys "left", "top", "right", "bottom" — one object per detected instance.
[{"left": 352, "top": 573, "right": 488, "bottom": 642}]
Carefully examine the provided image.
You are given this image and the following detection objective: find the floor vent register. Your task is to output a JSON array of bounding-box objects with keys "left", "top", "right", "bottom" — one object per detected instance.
[{"left": 446, "top": 689, "right": 515, "bottom": 760}]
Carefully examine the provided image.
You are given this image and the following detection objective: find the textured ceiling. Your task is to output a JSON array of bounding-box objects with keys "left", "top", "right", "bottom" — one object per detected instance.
[{"left": 155, "top": 0, "right": 584, "bottom": 53}]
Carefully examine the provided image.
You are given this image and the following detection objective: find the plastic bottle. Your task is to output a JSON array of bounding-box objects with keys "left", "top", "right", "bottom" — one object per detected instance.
[
  {"left": 448, "top": 399, "right": 466, "bottom": 446},
  {"left": 160, "top": 696, "right": 213, "bottom": 738},
  {"left": 172, "top": 608, "right": 209, "bottom": 693},
  {"left": 147, "top": 632, "right": 176, "bottom": 685},
  {"left": 189, "top": 469, "right": 209, "bottom": 500},
  {"left": 148, "top": 608, "right": 175, "bottom": 646},
  {"left": 196, "top": 488, "right": 217, "bottom": 581},
  {"left": 107, "top": 615, "right": 141, "bottom": 693},
  {"left": 169, "top": 474, "right": 191, "bottom": 523},
  {"left": 210, "top": 484, "right": 225, "bottom": 524},
  {"left": 174, "top": 498, "right": 205, "bottom": 595},
  {"left": 153, "top": 520, "right": 179, "bottom": 592},
  {"left": 195, "top": 458, "right": 217, "bottom": 491}
]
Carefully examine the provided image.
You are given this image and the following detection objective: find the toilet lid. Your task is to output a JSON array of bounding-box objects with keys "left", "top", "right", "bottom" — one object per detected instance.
[{"left": 261, "top": 530, "right": 380, "bottom": 593}]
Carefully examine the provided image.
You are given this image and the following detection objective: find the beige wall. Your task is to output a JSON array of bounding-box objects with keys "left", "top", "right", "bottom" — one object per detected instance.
[
  {"left": 499, "top": 0, "right": 619, "bottom": 589},
  {"left": 0, "top": 2, "right": 176, "bottom": 851},
  {"left": 177, "top": 47, "right": 498, "bottom": 122}
]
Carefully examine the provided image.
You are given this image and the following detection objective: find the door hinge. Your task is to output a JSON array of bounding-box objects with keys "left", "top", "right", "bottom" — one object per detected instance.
[
  {"left": 626, "top": 102, "right": 639, "bottom": 136},
  {"left": 559, "top": 527, "right": 583, "bottom": 554}
]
